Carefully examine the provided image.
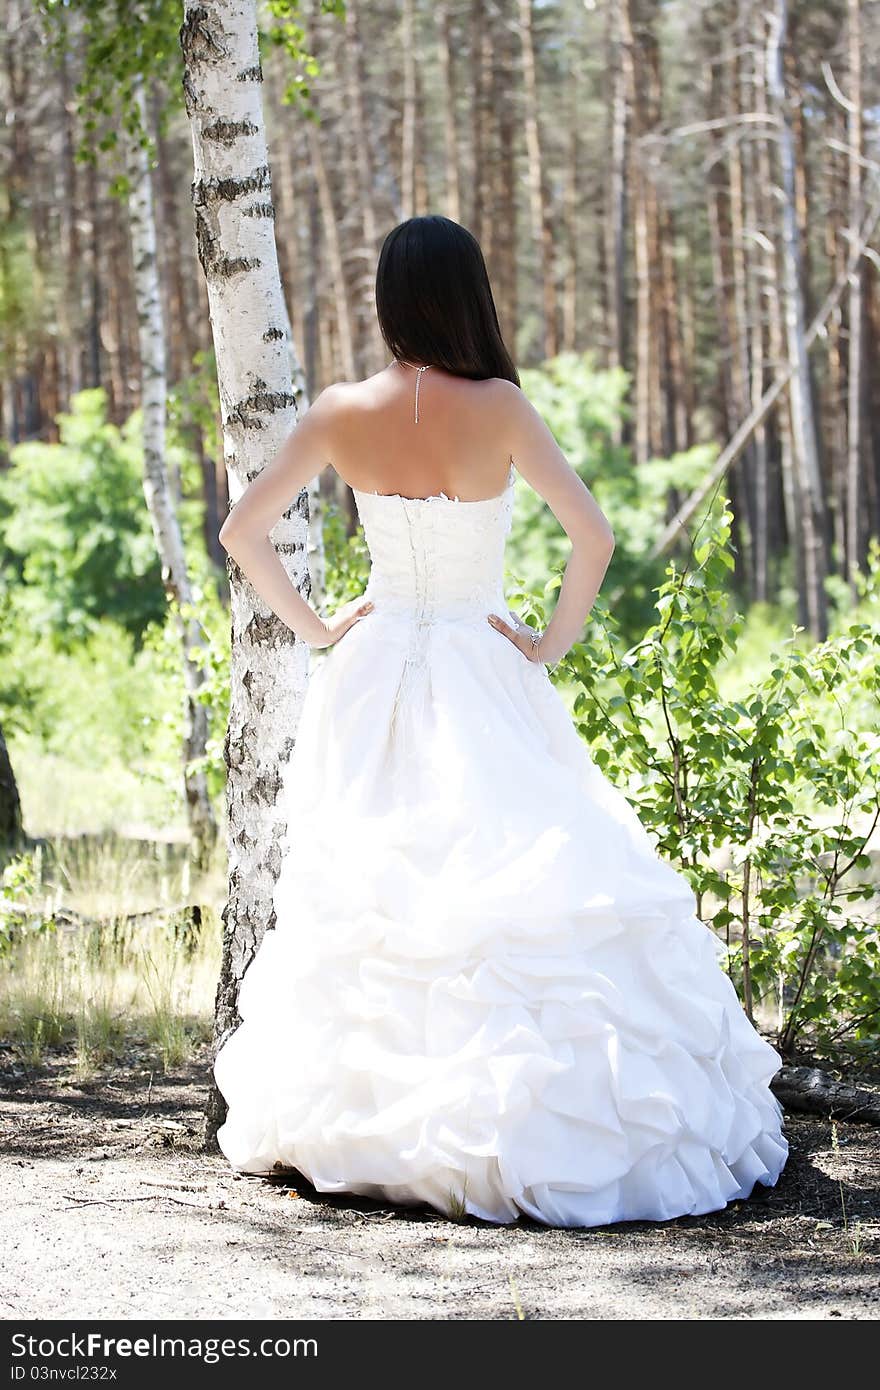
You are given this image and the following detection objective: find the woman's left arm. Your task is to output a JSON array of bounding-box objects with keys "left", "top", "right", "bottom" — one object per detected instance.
[{"left": 218, "top": 386, "right": 372, "bottom": 648}]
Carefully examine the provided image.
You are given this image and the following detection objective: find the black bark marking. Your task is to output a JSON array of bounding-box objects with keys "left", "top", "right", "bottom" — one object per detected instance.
[
  {"left": 210, "top": 255, "right": 261, "bottom": 279},
  {"left": 236, "top": 825, "right": 257, "bottom": 854},
  {"left": 177, "top": 6, "right": 225, "bottom": 71},
  {"left": 237, "top": 65, "right": 263, "bottom": 82},
  {"left": 193, "top": 165, "right": 271, "bottom": 207},
  {"left": 203, "top": 118, "right": 259, "bottom": 145},
  {"left": 243, "top": 202, "right": 275, "bottom": 219},
  {"left": 181, "top": 70, "right": 198, "bottom": 117},
  {"left": 252, "top": 764, "right": 283, "bottom": 807},
  {"left": 244, "top": 611, "right": 292, "bottom": 646},
  {"left": 226, "top": 380, "right": 297, "bottom": 429}
]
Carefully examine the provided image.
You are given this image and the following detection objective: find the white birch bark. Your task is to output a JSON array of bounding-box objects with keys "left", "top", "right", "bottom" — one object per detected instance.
[
  {"left": 124, "top": 78, "right": 217, "bottom": 871},
  {"left": 767, "top": 0, "right": 828, "bottom": 638},
  {"left": 180, "top": 0, "right": 310, "bottom": 1141}
]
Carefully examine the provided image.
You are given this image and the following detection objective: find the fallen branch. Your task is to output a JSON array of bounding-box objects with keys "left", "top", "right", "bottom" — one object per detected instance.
[
  {"left": 771, "top": 1066, "right": 880, "bottom": 1125},
  {"left": 61, "top": 1193, "right": 208, "bottom": 1210},
  {"left": 2, "top": 901, "right": 204, "bottom": 933}
]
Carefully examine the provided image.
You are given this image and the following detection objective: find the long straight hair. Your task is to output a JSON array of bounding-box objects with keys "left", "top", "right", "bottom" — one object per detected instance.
[{"left": 375, "top": 216, "right": 520, "bottom": 386}]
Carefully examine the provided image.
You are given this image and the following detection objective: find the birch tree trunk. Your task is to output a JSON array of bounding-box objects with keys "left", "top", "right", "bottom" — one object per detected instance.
[
  {"left": 767, "top": 0, "right": 828, "bottom": 638},
  {"left": 180, "top": 0, "right": 310, "bottom": 1144},
  {"left": 124, "top": 78, "right": 217, "bottom": 872}
]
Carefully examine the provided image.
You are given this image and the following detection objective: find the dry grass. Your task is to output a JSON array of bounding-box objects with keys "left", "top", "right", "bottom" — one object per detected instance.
[
  {"left": 0, "top": 836, "right": 222, "bottom": 1075},
  {"left": 0, "top": 920, "right": 219, "bottom": 1075}
]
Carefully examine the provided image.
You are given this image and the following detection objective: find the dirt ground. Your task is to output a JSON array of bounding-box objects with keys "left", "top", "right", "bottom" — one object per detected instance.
[{"left": 1, "top": 1044, "right": 878, "bottom": 1321}]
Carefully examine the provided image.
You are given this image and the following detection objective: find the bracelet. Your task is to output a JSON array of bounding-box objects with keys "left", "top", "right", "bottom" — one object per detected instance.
[{"left": 531, "top": 629, "right": 562, "bottom": 672}]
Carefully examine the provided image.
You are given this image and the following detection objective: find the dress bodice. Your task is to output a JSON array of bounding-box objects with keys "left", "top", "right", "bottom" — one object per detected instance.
[{"left": 352, "top": 465, "right": 515, "bottom": 622}]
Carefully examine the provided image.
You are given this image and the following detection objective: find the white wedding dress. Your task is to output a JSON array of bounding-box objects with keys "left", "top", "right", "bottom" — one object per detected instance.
[{"left": 214, "top": 461, "right": 788, "bottom": 1226}]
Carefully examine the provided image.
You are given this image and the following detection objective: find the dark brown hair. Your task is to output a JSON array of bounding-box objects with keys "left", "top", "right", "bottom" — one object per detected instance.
[{"left": 375, "top": 215, "right": 520, "bottom": 385}]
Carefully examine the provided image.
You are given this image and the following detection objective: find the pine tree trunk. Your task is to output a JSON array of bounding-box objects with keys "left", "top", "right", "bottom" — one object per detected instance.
[
  {"left": 125, "top": 79, "right": 217, "bottom": 872},
  {"left": 767, "top": 0, "right": 828, "bottom": 638},
  {"left": 725, "top": 14, "right": 758, "bottom": 582},
  {"left": 58, "top": 39, "right": 83, "bottom": 405},
  {"left": 824, "top": 101, "right": 848, "bottom": 573},
  {"left": 306, "top": 119, "right": 356, "bottom": 382},
  {"left": 846, "top": 0, "right": 865, "bottom": 592},
  {"left": 180, "top": 0, "right": 310, "bottom": 1146},
  {"left": 436, "top": 2, "right": 461, "bottom": 223},
  {"left": 495, "top": 15, "right": 518, "bottom": 341},
  {"left": 741, "top": 0, "right": 770, "bottom": 601},
  {"left": 621, "top": 0, "right": 662, "bottom": 464},
  {"left": 518, "top": 0, "right": 557, "bottom": 361},
  {"left": 344, "top": 0, "right": 382, "bottom": 375},
  {"left": 604, "top": 4, "right": 627, "bottom": 427},
  {"left": 400, "top": 0, "right": 417, "bottom": 221}
]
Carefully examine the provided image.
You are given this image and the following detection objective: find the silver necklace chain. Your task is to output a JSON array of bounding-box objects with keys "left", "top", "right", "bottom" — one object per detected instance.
[{"left": 397, "top": 359, "right": 431, "bottom": 423}]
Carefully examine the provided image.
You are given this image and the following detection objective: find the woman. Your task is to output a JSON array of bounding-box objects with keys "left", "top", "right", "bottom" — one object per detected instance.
[{"left": 213, "top": 215, "right": 787, "bottom": 1227}]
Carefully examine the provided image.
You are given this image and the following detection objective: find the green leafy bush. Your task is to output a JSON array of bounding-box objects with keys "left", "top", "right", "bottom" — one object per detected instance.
[
  {"left": 0, "top": 388, "right": 169, "bottom": 644},
  {"left": 511, "top": 506, "right": 880, "bottom": 1054}
]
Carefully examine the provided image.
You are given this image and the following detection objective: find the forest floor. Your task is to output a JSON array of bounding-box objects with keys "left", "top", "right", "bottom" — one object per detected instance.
[{"left": 2, "top": 1043, "right": 879, "bottom": 1322}]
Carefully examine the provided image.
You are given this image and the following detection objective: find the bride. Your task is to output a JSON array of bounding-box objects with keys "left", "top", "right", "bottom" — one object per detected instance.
[{"left": 213, "top": 214, "right": 787, "bottom": 1227}]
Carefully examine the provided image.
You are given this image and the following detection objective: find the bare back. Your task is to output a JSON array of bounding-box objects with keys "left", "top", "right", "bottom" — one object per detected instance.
[{"left": 327, "top": 364, "right": 514, "bottom": 502}]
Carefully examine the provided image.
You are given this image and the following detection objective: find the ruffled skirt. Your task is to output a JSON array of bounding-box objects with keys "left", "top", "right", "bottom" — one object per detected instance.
[{"left": 214, "top": 611, "right": 787, "bottom": 1226}]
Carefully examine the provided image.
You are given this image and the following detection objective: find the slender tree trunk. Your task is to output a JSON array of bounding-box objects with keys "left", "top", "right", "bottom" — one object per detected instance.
[
  {"left": 726, "top": 14, "right": 757, "bottom": 582},
  {"left": 604, "top": 4, "right": 627, "bottom": 436},
  {"left": 561, "top": 85, "right": 579, "bottom": 353},
  {"left": 494, "top": 14, "right": 518, "bottom": 342},
  {"left": 107, "top": 193, "right": 131, "bottom": 421},
  {"left": 400, "top": 0, "right": 416, "bottom": 220},
  {"left": 518, "top": 0, "right": 557, "bottom": 361},
  {"left": 181, "top": 0, "right": 310, "bottom": 1145},
  {"left": 344, "top": 0, "right": 382, "bottom": 375},
  {"left": 436, "top": 2, "right": 460, "bottom": 223},
  {"left": 824, "top": 101, "right": 848, "bottom": 572},
  {"left": 85, "top": 158, "right": 101, "bottom": 388},
  {"left": 741, "top": 0, "right": 770, "bottom": 601},
  {"left": 767, "top": 0, "right": 828, "bottom": 638},
  {"left": 845, "top": 0, "right": 865, "bottom": 592},
  {"left": 125, "top": 79, "right": 217, "bottom": 871},
  {"left": 306, "top": 121, "right": 356, "bottom": 383},
  {"left": 865, "top": 274, "right": 880, "bottom": 542},
  {"left": 152, "top": 84, "right": 196, "bottom": 390},
  {"left": 621, "top": 0, "right": 662, "bottom": 464},
  {"left": 58, "top": 39, "right": 82, "bottom": 405}
]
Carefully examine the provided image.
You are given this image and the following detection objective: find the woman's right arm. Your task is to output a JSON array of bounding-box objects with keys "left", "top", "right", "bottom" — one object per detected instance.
[
  {"left": 491, "top": 381, "right": 615, "bottom": 666},
  {"left": 218, "top": 385, "right": 373, "bottom": 647}
]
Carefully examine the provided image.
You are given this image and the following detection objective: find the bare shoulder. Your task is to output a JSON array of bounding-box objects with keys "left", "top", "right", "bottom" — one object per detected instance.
[
  {"left": 479, "top": 377, "right": 550, "bottom": 442},
  {"left": 305, "top": 379, "right": 360, "bottom": 416}
]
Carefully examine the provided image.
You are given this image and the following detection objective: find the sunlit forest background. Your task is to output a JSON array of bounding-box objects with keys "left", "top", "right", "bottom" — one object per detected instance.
[{"left": 1, "top": 0, "right": 879, "bottom": 1072}]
